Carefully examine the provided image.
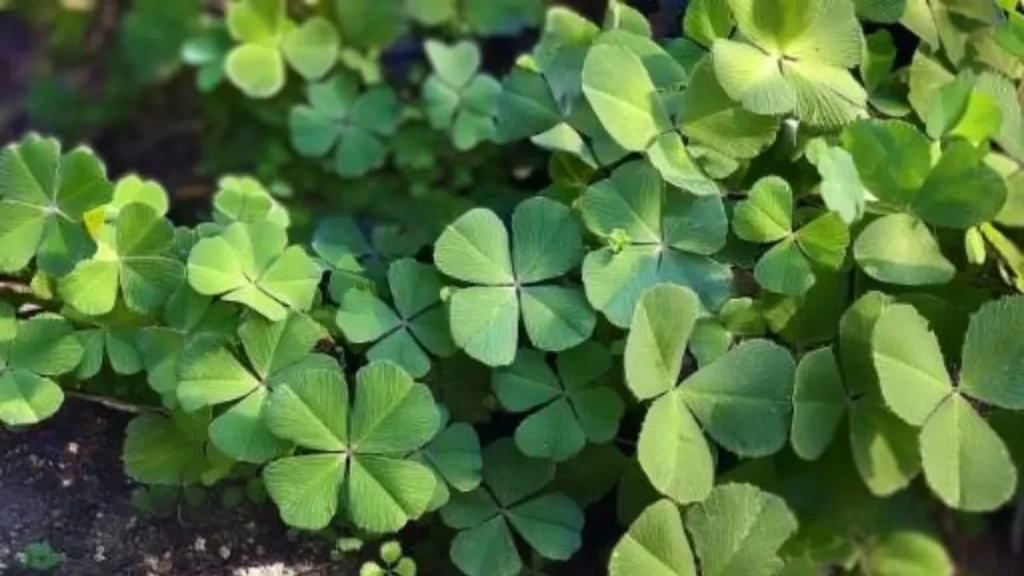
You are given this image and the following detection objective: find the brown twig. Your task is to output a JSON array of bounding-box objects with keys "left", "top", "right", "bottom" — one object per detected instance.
[{"left": 65, "top": 391, "right": 159, "bottom": 416}]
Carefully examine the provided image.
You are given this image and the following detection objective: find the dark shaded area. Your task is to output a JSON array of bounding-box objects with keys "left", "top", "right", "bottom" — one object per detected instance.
[{"left": 0, "top": 400, "right": 350, "bottom": 576}]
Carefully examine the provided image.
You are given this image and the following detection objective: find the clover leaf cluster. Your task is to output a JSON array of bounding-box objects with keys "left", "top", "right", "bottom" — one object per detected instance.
[{"left": 4, "top": 0, "right": 1024, "bottom": 575}]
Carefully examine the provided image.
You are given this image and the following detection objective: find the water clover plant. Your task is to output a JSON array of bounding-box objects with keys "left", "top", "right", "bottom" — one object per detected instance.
[
  {"left": 422, "top": 40, "right": 501, "bottom": 150},
  {"left": 7, "top": 0, "right": 1024, "bottom": 574},
  {"left": 872, "top": 297, "right": 1024, "bottom": 511},
  {"left": 262, "top": 361, "right": 442, "bottom": 533},
  {"left": 0, "top": 134, "right": 113, "bottom": 276},
  {"left": 732, "top": 176, "right": 850, "bottom": 296},
  {"left": 290, "top": 74, "right": 403, "bottom": 178},
  {"left": 579, "top": 161, "right": 732, "bottom": 327},
  {"left": 492, "top": 342, "right": 623, "bottom": 462},
  {"left": 434, "top": 196, "right": 595, "bottom": 367},
  {"left": 58, "top": 204, "right": 185, "bottom": 316},
  {"left": 336, "top": 258, "right": 455, "bottom": 378},
  {"left": 0, "top": 304, "right": 82, "bottom": 426},
  {"left": 224, "top": 0, "right": 340, "bottom": 98},
  {"left": 439, "top": 439, "right": 583, "bottom": 576},
  {"left": 626, "top": 284, "right": 795, "bottom": 503},
  {"left": 187, "top": 221, "right": 321, "bottom": 321},
  {"left": 176, "top": 312, "right": 331, "bottom": 463}
]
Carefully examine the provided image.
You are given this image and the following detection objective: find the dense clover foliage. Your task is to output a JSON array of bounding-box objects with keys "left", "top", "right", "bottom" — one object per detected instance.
[{"left": 3, "top": 0, "right": 1024, "bottom": 574}]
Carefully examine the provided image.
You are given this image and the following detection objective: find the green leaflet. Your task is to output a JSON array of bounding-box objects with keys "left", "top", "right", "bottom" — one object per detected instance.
[{"left": 0, "top": 312, "right": 82, "bottom": 426}]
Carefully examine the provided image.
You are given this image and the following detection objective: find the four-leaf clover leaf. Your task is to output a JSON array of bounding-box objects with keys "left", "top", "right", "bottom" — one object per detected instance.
[
  {"left": 422, "top": 40, "right": 501, "bottom": 151},
  {"left": 0, "top": 304, "right": 83, "bottom": 426},
  {"left": 580, "top": 161, "right": 733, "bottom": 327},
  {"left": 262, "top": 361, "right": 442, "bottom": 533},
  {"left": 733, "top": 176, "right": 850, "bottom": 297},
  {"left": 225, "top": 0, "right": 340, "bottom": 98},
  {"left": 434, "top": 196, "right": 596, "bottom": 367},
  {"left": 440, "top": 439, "right": 584, "bottom": 576},
  {"left": 187, "top": 221, "right": 322, "bottom": 321},
  {"left": 336, "top": 258, "right": 455, "bottom": 378},
  {"left": 712, "top": 0, "right": 868, "bottom": 127},
  {"left": 0, "top": 134, "right": 113, "bottom": 276},
  {"left": 290, "top": 73, "right": 403, "bottom": 178},
  {"left": 176, "top": 312, "right": 331, "bottom": 463},
  {"left": 492, "top": 342, "right": 624, "bottom": 461},
  {"left": 58, "top": 204, "right": 186, "bottom": 316}
]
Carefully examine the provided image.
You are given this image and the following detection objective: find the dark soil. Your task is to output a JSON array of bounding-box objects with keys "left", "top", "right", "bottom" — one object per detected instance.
[{"left": 0, "top": 400, "right": 352, "bottom": 576}]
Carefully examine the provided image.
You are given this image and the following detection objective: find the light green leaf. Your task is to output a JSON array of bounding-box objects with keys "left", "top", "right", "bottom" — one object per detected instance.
[
  {"left": 841, "top": 119, "right": 932, "bottom": 207},
  {"left": 754, "top": 239, "right": 816, "bottom": 297},
  {"left": 519, "top": 286, "right": 595, "bottom": 353},
  {"left": 449, "top": 287, "right": 519, "bottom": 367},
  {"left": 280, "top": 16, "right": 338, "bottom": 80},
  {"left": 645, "top": 132, "right": 719, "bottom": 197},
  {"left": 265, "top": 369, "right": 348, "bottom": 452},
  {"left": 685, "top": 0, "right": 733, "bottom": 49},
  {"left": 872, "top": 304, "right": 952, "bottom": 426},
  {"left": 854, "top": 214, "right": 955, "bottom": 286},
  {"left": 225, "top": 43, "right": 285, "bottom": 99},
  {"left": 959, "top": 296, "right": 1024, "bottom": 409},
  {"left": 0, "top": 370, "right": 64, "bottom": 426},
  {"left": 866, "top": 531, "right": 954, "bottom": 576},
  {"left": 712, "top": 39, "right": 795, "bottom": 116},
  {"left": 209, "top": 386, "right": 286, "bottom": 463},
  {"left": 346, "top": 455, "right": 438, "bottom": 533},
  {"left": 912, "top": 140, "right": 1008, "bottom": 229},
  {"left": 8, "top": 314, "right": 82, "bottom": 375},
  {"left": 582, "top": 44, "right": 672, "bottom": 151},
  {"left": 609, "top": 499, "right": 696, "bottom": 576},
  {"left": 920, "top": 393, "right": 1017, "bottom": 512},
  {"left": 805, "top": 140, "right": 866, "bottom": 225},
  {"left": 796, "top": 213, "right": 850, "bottom": 269},
  {"left": 678, "top": 340, "right": 795, "bottom": 457},
  {"left": 263, "top": 453, "right": 345, "bottom": 530},
  {"left": 733, "top": 176, "right": 793, "bottom": 243},
  {"left": 435, "top": 208, "right": 514, "bottom": 285},
  {"left": 624, "top": 284, "right": 700, "bottom": 400},
  {"left": 849, "top": 401, "right": 921, "bottom": 496},
  {"left": 512, "top": 197, "right": 583, "bottom": 283},
  {"left": 638, "top": 392, "right": 714, "bottom": 504},
  {"left": 685, "top": 483, "right": 798, "bottom": 576}
]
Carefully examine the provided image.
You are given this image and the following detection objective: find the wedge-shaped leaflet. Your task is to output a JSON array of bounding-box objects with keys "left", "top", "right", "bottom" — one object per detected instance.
[
  {"left": 263, "top": 362, "right": 441, "bottom": 532},
  {"left": 733, "top": 176, "right": 850, "bottom": 296},
  {"left": 290, "top": 74, "right": 402, "bottom": 177},
  {"left": 422, "top": 40, "right": 501, "bottom": 151},
  {"left": 176, "top": 312, "right": 328, "bottom": 463},
  {"left": 711, "top": 0, "right": 866, "bottom": 127},
  {"left": 492, "top": 342, "right": 623, "bottom": 461},
  {"left": 0, "top": 133, "right": 113, "bottom": 276},
  {"left": 418, "top": 420, "right": 483, "bottom": 511},
  {"left": 440, "top": 439, "right": 584, "bottom": 576},
  {"left": 69, "top": 302, "right": 148, "bottom": 380},
  {"left": 790, "top": 347, "right": 847, "bottom": 460},
  {"left": 434, "top": 197, "right": 594, "bottom": 366},
  {"left": 336, "top": 259, "right": 455, "bottom": 378},
  {"left": 0, "top": 306, "right": 82, "bottom": 426},
  {"left": 685, "top": 483, "right": 798, "bottom": 576},
  {"left": 853, "top": 213, "right": 955, "bottom": 286},
  {"left": 608, "top": 499, "right": 696, "bottom": 576},
  {"left": 582, "top": 44, "right": 672, "bottom": 152},
  {"left": 123, "top": 408, "right": 211, "bottom": 486},
  {"left": 211, "top": 176, "right": 290, "bottom": 229},
  {"left": 872, "top": 300, "right": 1021, "bottom": 511},
  {"left": 187, "top": 220, "right": 321, "bottom": 321},
  {"left": 59, "top": 204, "right": 184, "bottom": 316},
  {"left": 225, "top": 0, "right": 339, "bottom": 98},
  {"left": 580, "top": 161, "right": 732, "bottom": 327}
]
